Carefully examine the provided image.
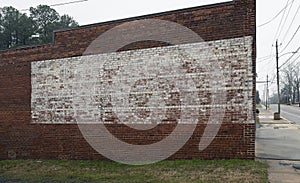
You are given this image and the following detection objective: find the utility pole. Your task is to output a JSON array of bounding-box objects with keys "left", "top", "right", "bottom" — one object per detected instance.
[
  {"left": 276, "top": 40, "right": 281, "bottom": 115},
  {"left": 266, "top": 75, "right": 269, "bottom": 110}
]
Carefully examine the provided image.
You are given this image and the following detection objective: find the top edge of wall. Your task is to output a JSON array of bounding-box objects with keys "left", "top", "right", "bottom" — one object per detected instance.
[
  {"left": 54, "top": 1, "right": 236, "bottom": 33},
  {"left": 0, "top": 0, "right": 255, "bottom": 54}
]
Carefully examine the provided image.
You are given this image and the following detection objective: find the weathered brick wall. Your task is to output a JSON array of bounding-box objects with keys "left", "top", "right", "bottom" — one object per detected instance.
[{"left": 0, "top": 0, "right": 256, "bottom": 160}]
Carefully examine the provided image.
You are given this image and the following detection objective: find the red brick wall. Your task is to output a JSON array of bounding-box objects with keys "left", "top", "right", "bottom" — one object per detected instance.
[{"left": 0, "top": 0, "right": 256, "bottom": 160}]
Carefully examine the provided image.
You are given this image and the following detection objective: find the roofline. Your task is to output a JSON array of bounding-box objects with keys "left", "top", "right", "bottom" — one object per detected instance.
[
  {"left": 54, "top": 0, "right": 234, "bottom": 33},
  {"left": 1, "top": 0, "right": 234, "bottom": 52},
  {"left": 0, "top": 43, "right": 52, "bottom": 53}
]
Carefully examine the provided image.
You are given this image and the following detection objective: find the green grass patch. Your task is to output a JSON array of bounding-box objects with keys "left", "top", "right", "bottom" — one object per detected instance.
[{"left": 0, "top": 159, "right": 268, "bottom": 183}]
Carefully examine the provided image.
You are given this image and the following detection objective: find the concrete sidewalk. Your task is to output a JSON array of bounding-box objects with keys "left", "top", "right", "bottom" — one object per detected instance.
[
  {"left": 256, "top": 105, "right": 300, "bottom": 183},
  {"left": 257, "top": 159, "right": 300, "bottom": 183}
]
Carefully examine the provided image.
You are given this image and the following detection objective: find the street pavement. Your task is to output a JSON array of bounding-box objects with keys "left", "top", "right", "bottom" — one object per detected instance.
[
  {"left": 256, "top": 105, "right": 300, "bottom": 182},
  {"left": 256, "top": 106, "right": 300, "bottom": 160},
  {"left": 270, "top": 104, "right": 300, "bottom": 125}
]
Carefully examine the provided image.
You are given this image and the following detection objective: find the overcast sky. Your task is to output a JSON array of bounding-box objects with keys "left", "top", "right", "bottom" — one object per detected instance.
[{"left": 1, "top": 0, "right": 299, "bottom": 99}]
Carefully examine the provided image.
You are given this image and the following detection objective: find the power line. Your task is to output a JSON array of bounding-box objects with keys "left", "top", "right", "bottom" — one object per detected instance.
[
  {"left": 20, "top": 0, "right": 88, "bottom": 11},
  {"left": 266, "top": 1, "right": 292, "bottom": 58},
  {"left": 257, "top": 54, "right": 274, "bottom": 60},
  {"left": 285, "top": 53, "right": 300, "bottom": 67},
  {"left": 281, "top": 25, "right": 300, "bottom": 53},
  {"left": 257, "top": 56, "right": 274, "bottom": 63},
  {"left": 257, "top": 57, "right": 276, "bottom": 76},
  {"left": 258, "top": 0, "right": 293, "bottom": 28},
  {"left": 279, "top": 46, "right": 300, "bottom": 68},
  {"left": 278, "top": 0, "right": 295, "bottom": 39},
  {"left": 49, "top": 0, "right": 88, "bottom": 7},
  {"left": 257, "top": 54, "right": 274, "bottom": 63},
  {"left": 281, "top": 5, "right": 300, "bottom": 42},
  {"left": 272, "top": 0, "right": 290, "bottom": 46}
]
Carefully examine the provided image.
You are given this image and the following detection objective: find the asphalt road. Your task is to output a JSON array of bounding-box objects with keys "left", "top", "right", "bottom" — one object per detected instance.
[{"left": 270, "top": 104, "right": 300, "bottom": 124}]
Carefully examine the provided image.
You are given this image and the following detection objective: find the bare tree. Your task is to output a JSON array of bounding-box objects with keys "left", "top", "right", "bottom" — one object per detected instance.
[
  {"left": 281, "top": 65, "right": 294, "bottom": 104},
  {"left": 293, "top": 63, "right": 300, "bottom": 103},
  {"left": 280, "top": 63, "right": 300, "bottom": 104}
]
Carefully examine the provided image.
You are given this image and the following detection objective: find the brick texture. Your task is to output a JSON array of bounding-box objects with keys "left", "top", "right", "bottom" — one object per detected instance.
[{"left": 0, "top": 0, "right": 256, "bottom": 160}]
